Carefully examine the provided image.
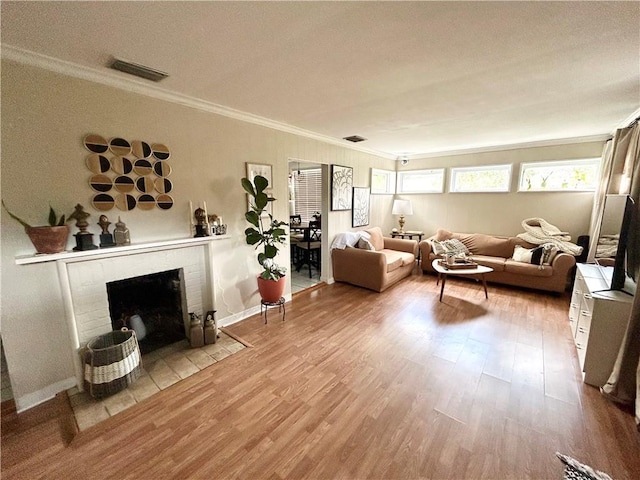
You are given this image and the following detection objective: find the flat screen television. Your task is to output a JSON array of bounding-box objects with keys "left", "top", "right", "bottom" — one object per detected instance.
[{"left": 610, "top": 195, "right": 637, "bottom": 295}]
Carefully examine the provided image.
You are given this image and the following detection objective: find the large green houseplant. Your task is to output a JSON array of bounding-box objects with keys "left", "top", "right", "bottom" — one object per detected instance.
[
  {"left": 2, "top": 200, "right": 70, "bottom": 254},
  {"left": 241, "top": 175, "right": 288, "bottom": 302}
]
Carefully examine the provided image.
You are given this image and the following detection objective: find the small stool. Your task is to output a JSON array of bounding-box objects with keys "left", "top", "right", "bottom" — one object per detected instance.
[{"left": 260, "top": 297, "right": 285, "bottom": 324}]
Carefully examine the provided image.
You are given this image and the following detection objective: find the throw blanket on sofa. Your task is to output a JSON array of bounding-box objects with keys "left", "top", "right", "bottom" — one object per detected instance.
[{"left": 516, "top": 218, "right": 583, "bottom": 256}]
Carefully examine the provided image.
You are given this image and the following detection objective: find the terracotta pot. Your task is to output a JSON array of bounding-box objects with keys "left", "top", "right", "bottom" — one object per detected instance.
[
  {"left": 25, "top": 225, "right": 69, "bottom": 254},
  {"left": 257, "top": 275, "right": 286, "bottom": 303}
]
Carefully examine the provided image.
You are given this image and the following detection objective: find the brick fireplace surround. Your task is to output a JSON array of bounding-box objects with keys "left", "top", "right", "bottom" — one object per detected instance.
[{"left": 16, "top": 236, "right": 229, "bottom": 392}]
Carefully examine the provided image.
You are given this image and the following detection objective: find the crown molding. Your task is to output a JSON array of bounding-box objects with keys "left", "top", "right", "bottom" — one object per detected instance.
[
  {"left": 406, "top": 134, "right": 611, "bottom": 160},
  {"left": 1, "top": 45, "right": 396, "bottom": 160},
  {"left": 618, "top": 106, "right": 640, "bottom": 128}
]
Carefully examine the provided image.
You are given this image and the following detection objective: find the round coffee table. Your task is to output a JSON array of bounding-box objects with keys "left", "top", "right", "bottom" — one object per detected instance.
[{"left": 431, "top": 259, "right": 493, "bottom": 302}]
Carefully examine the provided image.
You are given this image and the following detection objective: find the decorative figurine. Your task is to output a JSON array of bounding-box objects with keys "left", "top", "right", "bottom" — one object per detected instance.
[
  {"left": 193, "top": 207, "right": 209, "bottom": 237},
  {"left": 69, "top": 204, "right": 98, "bottom": 251},
  {"left": 113, "top": 216, "right": 131, "bottom": 246},
  {"left": 97, "top": 215, "right": 116, "bottom": 248}
]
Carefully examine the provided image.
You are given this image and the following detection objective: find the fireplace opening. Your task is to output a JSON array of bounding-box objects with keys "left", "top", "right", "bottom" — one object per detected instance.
[{"left": 106, "top": 269, "right": 189, "bottom": 355}]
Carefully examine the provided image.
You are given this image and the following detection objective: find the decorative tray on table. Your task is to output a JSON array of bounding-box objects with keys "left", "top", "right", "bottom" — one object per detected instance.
[{"left": 438, "top": 259, "right": 478, "bottom": 270}]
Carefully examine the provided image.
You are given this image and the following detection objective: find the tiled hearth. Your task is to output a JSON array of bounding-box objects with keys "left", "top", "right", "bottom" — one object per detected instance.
[{"left": 68, "top": 331, "right": 246, "bottom": 431}]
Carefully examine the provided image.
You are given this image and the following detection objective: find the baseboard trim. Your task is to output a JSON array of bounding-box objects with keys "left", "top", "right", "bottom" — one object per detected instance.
[
  {"left": 15, "top": 376, "right": 77, "bottom": 413},
  {"left": 217, "top": 294, "right": 293, "bottom": 328}
]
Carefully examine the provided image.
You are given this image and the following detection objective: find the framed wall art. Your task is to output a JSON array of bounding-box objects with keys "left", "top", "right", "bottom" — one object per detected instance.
[
  {"left": 352, "top": 187, "right": 370, "bottom": 227},
  {"left": 331, "top": 164, "right": 353, "bottom": 211},
  {"left": 246, "top": 162, "right": 273, "bottom": 189}
]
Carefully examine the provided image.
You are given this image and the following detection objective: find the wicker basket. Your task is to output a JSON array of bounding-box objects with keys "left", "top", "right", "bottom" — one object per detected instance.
[{"left": 83, "top": 328, "right": 142, "bottom": 399}]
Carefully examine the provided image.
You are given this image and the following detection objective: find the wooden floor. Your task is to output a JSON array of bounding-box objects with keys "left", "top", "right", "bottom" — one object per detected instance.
[{"left": 2, "top": 269, "right": 640, "bottom": 479}]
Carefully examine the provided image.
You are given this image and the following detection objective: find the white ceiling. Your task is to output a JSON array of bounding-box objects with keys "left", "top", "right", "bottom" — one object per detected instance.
[{"left": 2, "top": 1, "right": 639, "bottom": 158}]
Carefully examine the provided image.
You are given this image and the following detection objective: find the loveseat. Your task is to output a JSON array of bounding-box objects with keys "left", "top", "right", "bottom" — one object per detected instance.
[
  {"left": 332, "top": 227, "right": 418, "bottom": 292},
  {"left": 419, "top": 229, "right": 577, "bottom": 293}
]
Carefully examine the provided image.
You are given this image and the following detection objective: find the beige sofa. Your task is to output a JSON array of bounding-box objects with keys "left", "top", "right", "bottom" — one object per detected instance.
[
  {"left": 419, "top": 229, "right": 577, "bottom": 293},
  {"left": 332, "top": 227, "right": 418, "bottom": 292}
]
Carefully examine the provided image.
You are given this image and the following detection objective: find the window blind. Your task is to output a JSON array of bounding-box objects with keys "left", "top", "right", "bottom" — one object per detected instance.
[{"left": 293, "top": 168, "right": 321, "bottom": 223}]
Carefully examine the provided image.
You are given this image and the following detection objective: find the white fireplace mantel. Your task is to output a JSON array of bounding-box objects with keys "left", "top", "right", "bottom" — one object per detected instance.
[
  {"left": 15, "top": 235, "right": 230, "bottom": 265},
  {"left": 15, "top": 234, "right": 231, "bottom": 391}
]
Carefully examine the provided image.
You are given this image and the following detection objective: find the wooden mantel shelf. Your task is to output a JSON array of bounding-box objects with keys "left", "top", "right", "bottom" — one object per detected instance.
[{"left": 15, "top": 235, "right": 231, "bottom": 265}]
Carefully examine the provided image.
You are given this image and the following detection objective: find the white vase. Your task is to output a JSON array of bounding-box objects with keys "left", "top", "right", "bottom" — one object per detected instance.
[{"left": 129, "top": 314, "right": 146, "bottom": 341}]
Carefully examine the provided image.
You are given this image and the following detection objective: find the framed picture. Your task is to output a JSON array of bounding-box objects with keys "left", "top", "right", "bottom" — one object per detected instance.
[
  {"left": 352, "top": 187, "right": 370, "bottom": 227},
  {"left": 331, "top": 164, "right": 353, "bottom": 211},
  {"left": 246, "top": 162, "right": 273, "bottom": 189}
]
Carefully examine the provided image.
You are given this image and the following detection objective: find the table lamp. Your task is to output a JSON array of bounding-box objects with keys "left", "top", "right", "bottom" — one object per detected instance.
[{"left": 392, "top": 199, "right": 413, "bottom": 233}]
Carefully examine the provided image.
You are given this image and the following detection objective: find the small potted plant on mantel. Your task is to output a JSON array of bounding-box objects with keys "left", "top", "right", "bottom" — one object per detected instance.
[
  {"left": 2, "top": 200, "right": 70, "bottom": 254},
  {"left": 241, "top": 175, "right": 288, "bottom": 303}
]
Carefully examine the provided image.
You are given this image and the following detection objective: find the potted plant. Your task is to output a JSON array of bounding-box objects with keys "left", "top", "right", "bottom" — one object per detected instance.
[
  {"left": 2, "top": 200, "right": 70, "bottom": 254},
  {"left": 241, "top": 175, "right": 288, "bottom": 303}
]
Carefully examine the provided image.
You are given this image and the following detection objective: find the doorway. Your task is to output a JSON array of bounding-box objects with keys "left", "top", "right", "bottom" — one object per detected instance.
[{"left": 288, "top": 159, "right": 325, "bottom": 294}]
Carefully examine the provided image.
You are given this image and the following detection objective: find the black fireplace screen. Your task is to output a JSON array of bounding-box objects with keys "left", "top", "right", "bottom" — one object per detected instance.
[{"left": 106, "top": 269, "right": 189, "bottom": 355}]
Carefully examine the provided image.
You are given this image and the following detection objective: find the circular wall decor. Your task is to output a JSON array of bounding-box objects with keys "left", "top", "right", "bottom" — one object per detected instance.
[
  {"left": 135, "top": 176, "right": 155, "bottom": 193},
  {"left": 137, "top": 194, "right": 156, "bottom": 210},
  {"left": 86, "top": 154, "right": 111, "bottom": 174},
  {"left": 84, "top": 134, "right": 109, "bottom": 154},
  {"left": 156, "top": 194, "right": 174, "bottom": 210},
  {"left": 111, "top": 156, "right": 134, "bottom": 175},
  {"left": 151, "top": 143, "right": 171, "bottom": 160},
  {"left": 109, "top": 137, "right": 132, "bottom": 156},
  {"left": 154, "top": 177, "right": 173, "bottom": 194},
  {"left": 153, "top": 160, "right": 172, "bottom": 177},
  {"left": 115, "top": 193, "right": 137, "bottom": 211},
  {"left": 133, "top": 158, "right": 153, "bottom": 176},
  {"left": 131, "top": 140, "right": 152, "bottom": 159},
  {"left": 114, "top": 175, "right": 135, "bottom": 193},
  {"left": 89, "top": 174, "right": 113, "bottom": 192},
  {"left": 92, "top": 193, "right": 115, "bottom": 211}
]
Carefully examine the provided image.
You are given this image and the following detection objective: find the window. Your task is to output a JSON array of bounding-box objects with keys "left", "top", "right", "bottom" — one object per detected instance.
[
  {"left": 518, "top": 158, "right": 600, "bottom": 192},
  {"left": 371, "top": 168, "right": 396, "bottom": 194},
  {"left": 397, "top": 169, "right": 445, "bottom": 193},
  {"left": 292, "top": 168, "right": 321, "bottom": 223},
  {"left": 450, "top": 164, "right": 512, "bottom": 193}
]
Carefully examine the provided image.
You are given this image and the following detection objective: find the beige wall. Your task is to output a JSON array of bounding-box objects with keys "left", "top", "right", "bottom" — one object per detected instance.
[
  {"left": 396, "top": 142, "right": 604, "bottom": 239},
  {"left": 0, "top": 60, "right": 394, "bottom": 410},
  {"left": 1, "top": 59, "right": 604, "bottom": 411}
]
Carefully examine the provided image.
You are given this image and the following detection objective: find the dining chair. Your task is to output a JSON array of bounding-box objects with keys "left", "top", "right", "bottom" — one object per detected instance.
[{"left": 294, "top": 220, "right": 321, "bottom": 278}]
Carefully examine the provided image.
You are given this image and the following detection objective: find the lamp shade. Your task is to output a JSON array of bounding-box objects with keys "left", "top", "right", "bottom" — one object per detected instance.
[{"left": 392, "top": 199, "right": 413, "bottom": 216}]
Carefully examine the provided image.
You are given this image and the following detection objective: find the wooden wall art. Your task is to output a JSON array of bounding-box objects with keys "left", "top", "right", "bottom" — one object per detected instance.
[{"left": 83, "top": 134, "right": 174, "bottom": 211}]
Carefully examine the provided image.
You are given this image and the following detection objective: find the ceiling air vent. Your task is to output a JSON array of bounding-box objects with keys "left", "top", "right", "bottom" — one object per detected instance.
[
  {"left": 109, "top": 58, "right": 169, "bottom": 82},
  {"left": 343, "top": 135, "right": 367, "bottom": 143}
]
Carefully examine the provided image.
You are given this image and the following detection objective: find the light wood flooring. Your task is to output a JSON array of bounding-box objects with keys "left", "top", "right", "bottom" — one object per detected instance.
[{"left": 2, "top": 269, "right": 639, "bottom": 479}]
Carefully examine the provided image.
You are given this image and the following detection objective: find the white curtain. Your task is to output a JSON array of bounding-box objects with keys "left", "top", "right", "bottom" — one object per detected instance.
[{"left": 599, "top": 121, "right": 640, "bottom": 430}]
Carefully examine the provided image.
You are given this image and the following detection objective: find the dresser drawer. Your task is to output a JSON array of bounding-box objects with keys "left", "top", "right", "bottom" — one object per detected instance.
[
  {"left": 577, "top": 309, "right": 592, "bottom": 331},
  {"left": 581, "top": 292, "right": 595, "bottom": 313}
]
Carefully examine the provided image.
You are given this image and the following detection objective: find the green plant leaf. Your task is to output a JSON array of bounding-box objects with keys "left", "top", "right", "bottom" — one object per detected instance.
[
  {"left": 245, "top": 211, "right": 259, "bottom": 227},
  {"left": 1, "top": 200, "right": 31, "bottom": 228},
  {"left": 257, "top": 252, "right": 266, "bottom": 265},
  {"left": 255, "top": 192, "right": 268, "bottom": 210},
  {"left": 48, "top": 206, "right": 57, "bottom": 227},
  {"left": 254, "top": 175, "right": 269, "bottom": 193},
  {"left": 241, "top": 178, "right": 256, "bottom": 196},
  {"left": 57, "top": 214, "right": 66, "bottom": 226},
  {"left": 264, "top": 244, "right": 277, "bottom": 259},
  {"left": 245, "top": 231, "right": 262, "bottom": 245}
]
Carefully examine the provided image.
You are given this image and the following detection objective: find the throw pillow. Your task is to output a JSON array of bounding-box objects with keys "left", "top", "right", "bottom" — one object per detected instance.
[
  {"left": 357, "top": 237, "right": 375, "bottom": 251},
  {"left": 430, "top": 240, "right": 446, "bottom": 255},
  {"left": 441, "top": 238, "right": 470, "bottom": 256},
  {"left": 513, "top": 243, "right": 560, "bottom": 266}
]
